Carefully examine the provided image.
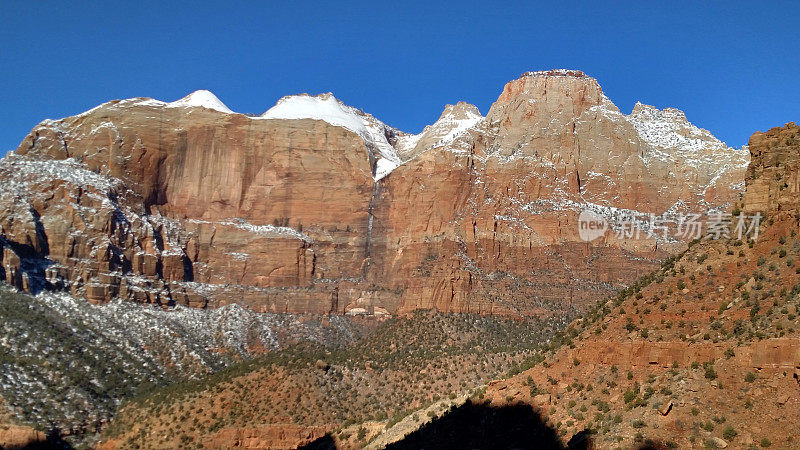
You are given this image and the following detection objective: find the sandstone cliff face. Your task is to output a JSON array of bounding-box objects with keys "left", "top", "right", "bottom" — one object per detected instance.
[
  {"left": 743, "top": 122, "right": 800, "bottom": 213},
  {"left": 369, "top": 71, "right": 747, "bottom": 314},
  {"left": 0, "top": 73, "right": 748, "bottom": 316},
  {"left": 2, "top": 97, "right": 376, "bottom": 312}
]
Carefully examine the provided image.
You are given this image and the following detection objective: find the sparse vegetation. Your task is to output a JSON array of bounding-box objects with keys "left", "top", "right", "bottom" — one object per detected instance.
[{"left": 103, "top": 309, "right": 572, "bottom": 448}]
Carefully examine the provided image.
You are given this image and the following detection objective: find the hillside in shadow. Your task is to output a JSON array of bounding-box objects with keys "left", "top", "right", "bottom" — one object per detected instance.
[
  {"left": 386, "top": 400, "right": 576, "bottom": 450},
  {"left": 301, "top": 399, "right": 595, "bottom": 449}
]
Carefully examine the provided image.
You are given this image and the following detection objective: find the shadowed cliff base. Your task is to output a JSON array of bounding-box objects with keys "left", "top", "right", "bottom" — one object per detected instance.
[
  {"left": 301, "top": 400, "right": 594, "bottom": 449},
  {"left": 2, "top": 429, "right": 74, "bottom": 450},
  {"left": 297, "top": 433, "right": 337, "bottom": 450}
]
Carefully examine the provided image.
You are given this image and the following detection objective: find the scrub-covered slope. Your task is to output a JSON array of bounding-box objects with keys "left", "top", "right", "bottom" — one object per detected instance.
[{"left": 471, "top": 123, "right": 800, "bottom": 449}]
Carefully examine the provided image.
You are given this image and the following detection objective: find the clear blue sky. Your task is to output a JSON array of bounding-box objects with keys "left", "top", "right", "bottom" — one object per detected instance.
[{"left": 1, "top": 1, "right": 798, "bottom": 154}]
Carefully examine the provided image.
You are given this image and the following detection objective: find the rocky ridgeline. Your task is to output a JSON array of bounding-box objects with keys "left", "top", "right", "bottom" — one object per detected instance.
[{"left": 0, "top": 72, "right": 748, "bottom": 316}]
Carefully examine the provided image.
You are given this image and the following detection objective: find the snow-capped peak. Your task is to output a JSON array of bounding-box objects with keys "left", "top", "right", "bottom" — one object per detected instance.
[
  {"left": 261, "top": 93, "right": 363, "bottom": 126},
  {"left": 627, "top": 102, "right": 748, "bottom": 181},
  {"left": 628, "top": 102, "right": 726, "bottom": 152},
  {"left": 167, "top": 90, "right": 233, "bottom": 113},
  {"left": 260, "top": 93, "right": 403, "bottom": 180}
]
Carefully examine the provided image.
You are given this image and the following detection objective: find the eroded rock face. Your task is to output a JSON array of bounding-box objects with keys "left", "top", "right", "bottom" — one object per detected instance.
[
  {"left": 743, "top": 122, "right": 800, "bottom": 213},
  {"left": 2, "top": 100, "right": 375, "bottom": 313},
  {"left": 0, "top": 398, "right": 47, "bottom": 449},
  {"left": 0, "top": 73, "right": 748, "bottom": 316},
  {"left": 0, "top": 424, "right": 46, "bottom": 450},
  {"left": 367, "top": 71, "right": 747, "bottom": 314}
]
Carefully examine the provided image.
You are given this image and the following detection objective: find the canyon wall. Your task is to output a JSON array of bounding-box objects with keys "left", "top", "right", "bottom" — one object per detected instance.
[{"left": 0, "top": 71, "right": 749, "bottom": 316}]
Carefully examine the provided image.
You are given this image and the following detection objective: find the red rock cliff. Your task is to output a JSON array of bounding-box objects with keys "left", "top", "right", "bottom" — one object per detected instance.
[{"left": 0, "top": 74, "right": 748, "bottom": 316}]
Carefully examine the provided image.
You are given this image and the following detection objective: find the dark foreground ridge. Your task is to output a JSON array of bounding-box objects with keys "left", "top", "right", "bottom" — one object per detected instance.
[{"left": 302, "top": 399, "right": 591, "bottom": 450}]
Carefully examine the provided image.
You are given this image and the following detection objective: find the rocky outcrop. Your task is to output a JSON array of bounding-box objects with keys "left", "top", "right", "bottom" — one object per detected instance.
[
  {"left": 0, "top": 424, "right": 47, "bottom": 449},
  {"left": 0, "top": 73, "right": 748, "bottom": 316},
  {"left": 0, "top": 398, "right": 47, "bottom": 449},
  {"left": 743, "top": 122, "right": 800, "bottom": 213},
  {"left": 1, "top": 96, "right": 375, "bottom": 312}
]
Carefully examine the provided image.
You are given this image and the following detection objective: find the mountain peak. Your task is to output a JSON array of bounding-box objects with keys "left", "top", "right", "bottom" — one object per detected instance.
[
  {"left": 631, "top": 101, "right": 688, "bottom": 123},
  {"left": 520, "top": 69, "right": 588, "bottom": 78},
  {"left": 168, "top": 90, "right": 233, "bottom": 113},
  {"left": 261, "top": 93, "right": 402, "bottom": 180},
  {"left": 261, "top": 93, "right": 351, "bottom": 121},
  {"left": 628, "top": 102, "right": 727, "bottom": 152},
  {"left": 438, "top": 102, "right": 482, "bottom": 122},
  {"left": 396, "top": 101, "right": 484, "bottom": 159}
]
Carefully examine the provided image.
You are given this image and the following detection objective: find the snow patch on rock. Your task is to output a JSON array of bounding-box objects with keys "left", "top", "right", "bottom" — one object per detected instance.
[
  {"left": 167, "top": 90, "right": 233, "bottom": 113},
  {"left": 521, "top": 69, "right": 589, "bottom": 79},
  {"left": 397, "top": 102, "right": 484, "bottom": 158},
  {"left": 627, "top": 102, "right": 749, "bottom": 192},
  {"left": 628, "top": 102, "right": 726, "bottom": 152},
  {"left": 0, "top": 153, "right": 120, "bottom": 196},
  {"left": 260, "top": 93, "right": 402, "bottom": 180}
]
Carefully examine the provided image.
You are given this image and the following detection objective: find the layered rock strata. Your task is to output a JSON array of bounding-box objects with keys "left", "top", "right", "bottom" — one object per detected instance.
[{"left": 0, "top": 72, "right": 749, "bottom": 316}]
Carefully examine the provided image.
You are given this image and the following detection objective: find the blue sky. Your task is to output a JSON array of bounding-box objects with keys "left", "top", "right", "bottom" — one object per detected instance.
[{"left": 1, "top": 1, "right": 798, "bottom": 153}]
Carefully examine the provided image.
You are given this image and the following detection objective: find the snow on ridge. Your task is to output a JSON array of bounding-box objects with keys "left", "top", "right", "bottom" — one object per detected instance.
[
  {"left": 260, "top": 93, "right": 402, "bottom": 180},
  {"left": 628, "top": 101, "right": 728, "bottom": 152},
  {"left": 73, "top": 90, "right": 233, "bottom": 118},
  {"left": 396, "top": 102, "right": 484, "bottom": 157},
  {"left": 53, "top": 90, "right": 407, "bottom": 180},
  {"left": 627, "top": 102, "right": 749, "bottom": 181},
  {"left": 431, "top": 103, "right": 484, "bottom": 142},
  {"left": 0, "top": 153, "right": 120, "bottom": 197},
  {"left": 186, "top": 217, "right": 311, "bottom": 242},
  {"left": 521, "top": 69, "right": 589, "bottom": 78},
  {"left": 167, "top": 90, "right": 233, "bottom": 113}
]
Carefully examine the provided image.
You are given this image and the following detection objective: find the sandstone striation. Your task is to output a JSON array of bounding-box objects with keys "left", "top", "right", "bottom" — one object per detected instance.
[{"left": 0, "top": 73, "right": 749, "bottom": 316}]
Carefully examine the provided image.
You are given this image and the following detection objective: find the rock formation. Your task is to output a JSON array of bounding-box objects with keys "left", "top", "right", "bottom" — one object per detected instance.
[
  {"left": 472, "top": 122, "right": 800, "bottom": 449},
  {"left": 743, "top": 122, "right": 800, "bottom": 213},
  {"left": 0, "top": 72, "right": 749, "bottom": 316}
]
